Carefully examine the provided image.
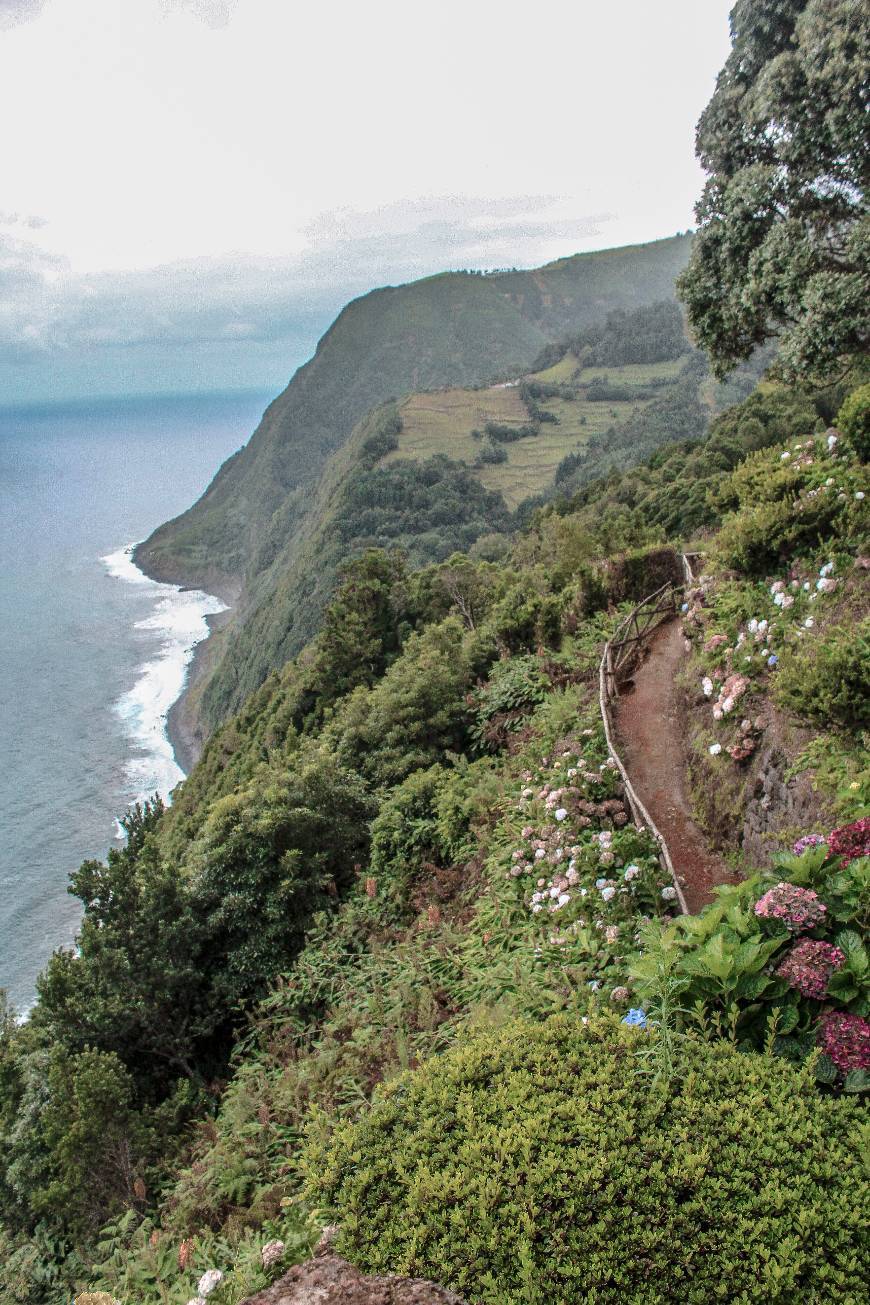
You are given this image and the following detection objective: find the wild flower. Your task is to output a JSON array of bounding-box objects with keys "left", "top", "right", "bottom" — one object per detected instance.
[
  {"left": 776, "top": 940, "right": 845, "bottom": 999},
  {"left": 816, "top": 1011, "right": 870, "bottom": 1072},
  {"left": 622, "top": 1008, "right": 648, "bottom": 1027},
  {"left": 754, "top": 882, "right": 826, "bottom": 932}
]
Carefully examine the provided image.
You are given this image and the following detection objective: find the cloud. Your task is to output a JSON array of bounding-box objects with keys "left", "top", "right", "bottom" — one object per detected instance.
[
  {"left": 0, "top": 195, "right": 613, "bottom": 376},
  {"left": 159, "top": 0, "right": 239, "bottom": 29},
  {"left": 0, "top": 209, "right": 48, "bottom": 230},
  {"left": 0, "top": 0, "right": 47, "bottom": 31}
]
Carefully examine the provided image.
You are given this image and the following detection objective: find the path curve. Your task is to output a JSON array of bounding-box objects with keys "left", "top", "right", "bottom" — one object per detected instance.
[{"left": 613, "top": 617, "right": 737, "bottom": 912}]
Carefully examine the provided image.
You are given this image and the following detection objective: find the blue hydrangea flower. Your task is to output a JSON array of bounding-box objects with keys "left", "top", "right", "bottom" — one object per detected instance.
[
  {"left": 622, "top": 1008, "right": 648, "bottom": 1028},
  {"left": 767, "top": 654, "right": 778, "bottom": 667}
]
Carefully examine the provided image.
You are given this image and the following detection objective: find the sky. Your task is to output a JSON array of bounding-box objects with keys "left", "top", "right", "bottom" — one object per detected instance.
[{"left": 0, "top": 0, "right": 734, "bottom": 402}]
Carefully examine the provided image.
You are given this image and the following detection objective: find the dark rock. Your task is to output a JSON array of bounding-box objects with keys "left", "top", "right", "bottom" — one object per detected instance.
[{"left": 240, "top": 1250, "right": 466, "bottom": 1305}]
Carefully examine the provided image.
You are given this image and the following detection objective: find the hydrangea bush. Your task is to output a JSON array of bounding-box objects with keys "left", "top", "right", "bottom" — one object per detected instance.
[
  {"left": 632, "top": 825, "right": 870, "bottom": 1091},
  {"left": 488, "top": 724, "right": 678, "bottom": 1009}
]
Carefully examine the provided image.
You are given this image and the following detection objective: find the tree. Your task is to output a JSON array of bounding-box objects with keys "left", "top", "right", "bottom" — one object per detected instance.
[{"left": 678, "top": 0, "right": 869, "bottom": 383}]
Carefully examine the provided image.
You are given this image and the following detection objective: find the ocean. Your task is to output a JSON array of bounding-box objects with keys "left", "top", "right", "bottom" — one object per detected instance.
[{"left": 0, "top": 389, "right": 275, "bottom": 1014}]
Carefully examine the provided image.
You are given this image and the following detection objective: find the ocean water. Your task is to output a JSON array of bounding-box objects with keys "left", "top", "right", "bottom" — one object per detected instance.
[{"left": 0, "top": 389, "right": 274, "bottom": 1013}]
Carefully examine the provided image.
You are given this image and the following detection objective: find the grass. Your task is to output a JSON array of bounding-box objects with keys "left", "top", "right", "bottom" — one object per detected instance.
[
  {"left": 385, "top": 367, "right": 673, "bottom": 508},
  {"left": 573, "top": 359, "right": 684, "bottom": 386}
]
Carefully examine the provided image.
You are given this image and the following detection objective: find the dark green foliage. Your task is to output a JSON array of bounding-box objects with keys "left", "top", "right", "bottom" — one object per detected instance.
[
  {"left": 304, "top": 1015, "right": 869, "bottom": 1304},
  {"left": 554, "top": 353, "right": 710, "bottom": 495},
  {"left": 534, "top": 300, "right": 690, "bottom": 371},
  {"left": 330, "top": 619, "right": 478, "bottom": 787},
  {"left": 678, "top": 0, "right": 869, "bottom": 382},
  {"left": 838, "top": 382, "right": 870, "bottom": 461},
  {"left": 34, "top": 801, "right": 220, "bottom": 1090},
  {"left": 775, "top": 619, "right": 870, "bottom": 730},
  {"left": 552, "top": 384, "right": 826, "bottom": 540},
  {"left": 336, "top": 456, "right": 511, "bottom": 560},
  {"left": 368, "top": 766, "right": 452, "bottom": 913},
  {"left": 713, "top": 434, "right": 868, "bottom": 573},
  {"left": 474, "top": 438, "right": 508, "bottom": 465},
  {"left": 518, "top": 383, "right": 559, "bottom": 424},
  {"left": 35, "top": 757, "right": 372, "bottom": 1097},
  {"left": 200, "top": 429, "right": 511, "bottom": 727},
  {"left": 482, "top": 420, "right": 538, "bottom": 443},
  {"left": 185, "top": 751, "right": 374, "bottom": 1011},
  {"left": 469, "top": 655, "right": 551, "bottom": 751}
]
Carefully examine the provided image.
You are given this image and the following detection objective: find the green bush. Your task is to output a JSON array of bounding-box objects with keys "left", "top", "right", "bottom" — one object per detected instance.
[
  {"left": 304, "top": 1015, "right": 868, "bottom": 1304},
  {"left": 837, "top": 384, "right": 870, "bottom": 462},
  {"left": 469, "top": 655, "right": 550, "bottom": 751},
  {"left": 774, "top": 620, "right": 870, "bottom": 731}
]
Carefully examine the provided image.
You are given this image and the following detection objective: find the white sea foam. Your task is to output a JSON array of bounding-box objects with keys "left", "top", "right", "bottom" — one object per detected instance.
[{"left": 102, "top": 544, "right": 227, "bottom": 811}]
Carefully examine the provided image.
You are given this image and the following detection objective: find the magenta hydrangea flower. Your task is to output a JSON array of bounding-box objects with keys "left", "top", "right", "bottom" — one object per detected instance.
[
  {"left": 754, "top": 882, "right": 827, "bottom": 933},
  {"left": 776, "top": 940, "right": 845, "bottom": 999},
  {"left": 828, "top": 818, "right": 870, "bottom": 867},
  {"left": 792, "top": 833, "right": 828, "bottom": 857},
  {"left": 816, "top": 1011, "right": 870, "bottom": 1072}
]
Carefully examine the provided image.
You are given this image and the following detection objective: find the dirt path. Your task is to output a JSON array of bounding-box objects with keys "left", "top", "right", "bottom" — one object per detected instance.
[{"left": 613, "top": 617, "right": 737, "bottom": 912}]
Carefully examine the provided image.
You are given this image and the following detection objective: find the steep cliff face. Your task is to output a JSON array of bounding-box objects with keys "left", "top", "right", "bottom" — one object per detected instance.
[{"left": 136, "top": 236, "right": 692, "bottom": 595}]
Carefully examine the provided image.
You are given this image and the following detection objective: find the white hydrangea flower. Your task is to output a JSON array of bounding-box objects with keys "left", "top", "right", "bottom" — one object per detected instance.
[
  {"left": 262, "top": 1240, "right": 285, "bottom": 1270},
  {"left": 709, "top": 743, "right": 722, "bottom": 756},
  {"left": 197, "top": 1271, "right": 223, "bottom": 1298}
]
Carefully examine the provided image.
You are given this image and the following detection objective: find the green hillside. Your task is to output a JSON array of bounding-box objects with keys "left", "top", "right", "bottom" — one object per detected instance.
[
  {"left": 3, "top": 8, "right": 867, "bottom": 1299},
  {"left": 3, "top": 373, "right": 865, "bottom": 1302},
  {"left": 135, "top": 236, "right": 693, "bottom": 728}
]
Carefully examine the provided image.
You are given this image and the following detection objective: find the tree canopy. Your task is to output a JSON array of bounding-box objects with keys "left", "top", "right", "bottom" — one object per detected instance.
[{"left": 678, "top": 0, "right": 869, "bottom": 383}]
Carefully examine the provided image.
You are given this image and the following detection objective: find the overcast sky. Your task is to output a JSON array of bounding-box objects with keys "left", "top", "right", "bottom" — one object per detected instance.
[{"left": 0, "top": 0, "right": 733, "bottom": 402}]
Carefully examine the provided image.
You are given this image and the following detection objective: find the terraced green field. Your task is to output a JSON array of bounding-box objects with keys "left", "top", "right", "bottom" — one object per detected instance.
[{"left": 384, "top": 353, "right": 686, "bottom": 508}]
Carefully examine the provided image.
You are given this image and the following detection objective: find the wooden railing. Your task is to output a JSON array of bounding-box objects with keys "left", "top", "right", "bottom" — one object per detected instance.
[
  {"left": 597, "top": 558, "right": 700, "bottom": 915},
  {"left": 600, "top": 581, "right": 682, "bottom": 708}
]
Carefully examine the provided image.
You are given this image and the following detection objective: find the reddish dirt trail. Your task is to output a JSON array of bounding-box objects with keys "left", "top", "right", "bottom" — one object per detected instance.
[{"left": 613, "top": 617, "right": 738, "bottom": 912}]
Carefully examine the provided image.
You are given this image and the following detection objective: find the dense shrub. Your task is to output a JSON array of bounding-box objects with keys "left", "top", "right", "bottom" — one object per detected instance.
[
  {"left": 469, "top": 655, "right": 550, "bottom": 751},
  {"left": 837, "top": 383, "right": 870, "bottom": 462},
  {"left": 304, "top": 1015, "right": 869, "bottom": 1304},
  {"left": 774, "top": 619, "right": 870, "bottom": 731}
]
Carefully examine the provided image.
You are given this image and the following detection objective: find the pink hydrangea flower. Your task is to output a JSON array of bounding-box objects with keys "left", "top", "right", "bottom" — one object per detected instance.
[
  {"left": 754, "top": 883, "right": 827, "bottom": 933},
  {"left": 776, "top": 940, "right": 845, "bottom": 999},
  {"left": 816, "top": 1011, "right": 870, "bottom": 1072}
]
